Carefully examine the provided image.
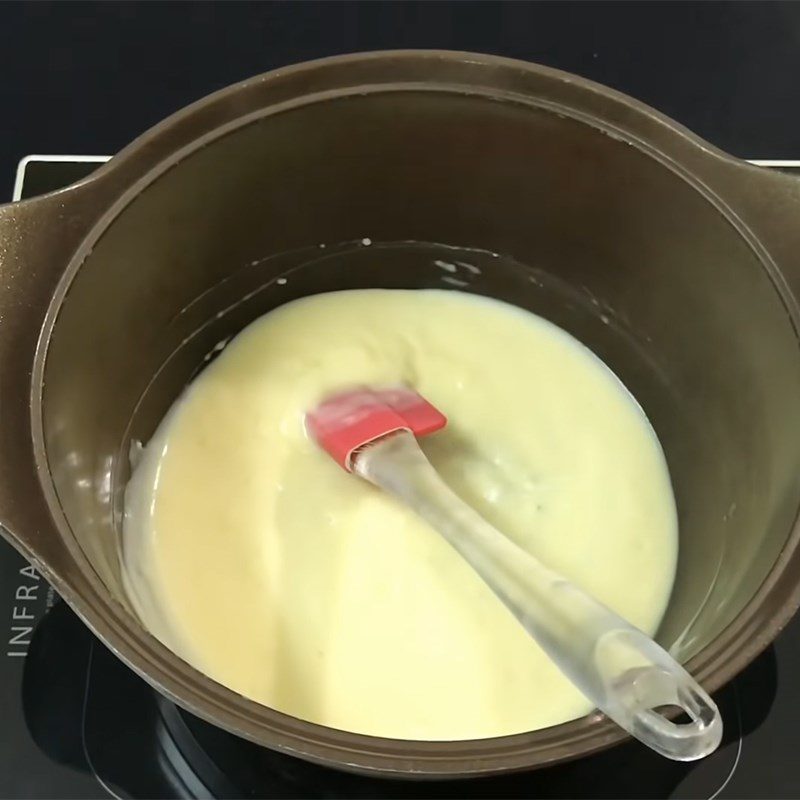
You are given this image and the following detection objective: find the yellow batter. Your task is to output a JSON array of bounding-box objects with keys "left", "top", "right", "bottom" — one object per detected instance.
[{"left": 123, "top": 289, "right": 677, "bottom": 741}]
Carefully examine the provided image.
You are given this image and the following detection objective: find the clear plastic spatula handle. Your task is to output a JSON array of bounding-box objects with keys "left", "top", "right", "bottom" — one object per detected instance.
[{"left": 355, "top": 431, "right": 722, "bottom": 761}]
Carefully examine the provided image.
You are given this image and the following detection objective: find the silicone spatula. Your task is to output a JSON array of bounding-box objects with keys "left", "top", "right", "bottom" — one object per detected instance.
[{"left": 306, "top": 386, "right": 722, "bottom": 761}]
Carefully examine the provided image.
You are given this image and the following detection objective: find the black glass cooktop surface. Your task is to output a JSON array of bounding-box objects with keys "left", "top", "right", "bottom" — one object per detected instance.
[{"left": 2, "top": 157, "right": 799, "bottom": 799}]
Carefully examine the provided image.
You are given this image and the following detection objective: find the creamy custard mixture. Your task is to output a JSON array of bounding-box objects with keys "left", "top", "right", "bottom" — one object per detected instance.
[{"left": 124, "top": 289, "right": 678, "bottom": 741}]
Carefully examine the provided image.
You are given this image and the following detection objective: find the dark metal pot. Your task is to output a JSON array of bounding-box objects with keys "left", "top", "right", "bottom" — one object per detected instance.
[{"left": 1, "top": 51, "right": 800, "bottom": 778}]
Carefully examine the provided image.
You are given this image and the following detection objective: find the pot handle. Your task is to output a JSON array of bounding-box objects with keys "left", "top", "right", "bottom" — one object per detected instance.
[{"left": 0, "top": 181, "right": 109, "bottom": 577}]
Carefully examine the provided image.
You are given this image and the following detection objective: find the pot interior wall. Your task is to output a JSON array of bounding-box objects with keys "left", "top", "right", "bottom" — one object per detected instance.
[{"left": 42, "top": 90, "right": 800, "bottom": 678}]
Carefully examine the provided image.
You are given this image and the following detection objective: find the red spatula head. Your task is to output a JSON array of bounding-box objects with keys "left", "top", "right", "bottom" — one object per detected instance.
[{"left": 306, "top": 386, "right": 447, "bottom": 471}]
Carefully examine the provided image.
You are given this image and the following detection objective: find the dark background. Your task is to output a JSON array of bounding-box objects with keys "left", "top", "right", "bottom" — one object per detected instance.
[{"left": 2, "top": 0, "right": 800, "bottom": 198}]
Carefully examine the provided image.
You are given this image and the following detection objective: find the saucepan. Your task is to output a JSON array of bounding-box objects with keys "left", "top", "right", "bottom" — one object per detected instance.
[{"left": 1, "top": 51, "right": 800, "bottom": 777}]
